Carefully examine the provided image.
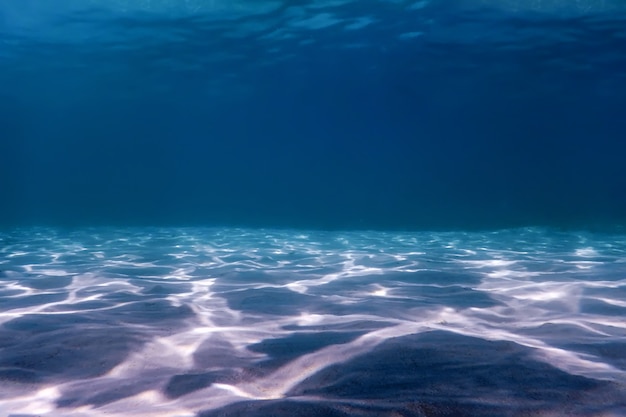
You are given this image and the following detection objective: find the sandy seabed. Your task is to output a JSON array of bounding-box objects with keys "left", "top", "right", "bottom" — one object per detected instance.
[{"left": 1, "top": 227, "right": 625, "bottom": 416}]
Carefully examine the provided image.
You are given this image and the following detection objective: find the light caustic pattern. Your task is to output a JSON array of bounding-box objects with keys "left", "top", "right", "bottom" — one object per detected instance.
[{"left": 0, "top": 227, "right": 625, "bottom": 416}]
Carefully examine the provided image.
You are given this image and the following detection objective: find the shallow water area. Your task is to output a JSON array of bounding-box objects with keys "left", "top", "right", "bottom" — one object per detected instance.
[
  {"left": 2, "top": 1, "right": 626, "bottom": 415},
  {"left": 1, "top": 226, "right": 625, "bottom": 416}
]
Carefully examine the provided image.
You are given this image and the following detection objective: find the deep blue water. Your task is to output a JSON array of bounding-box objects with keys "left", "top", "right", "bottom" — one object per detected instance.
[
  {"left": 2, "top": 2, "right": 626, "bottom": 417},
  {"left": 1, "top": 0, "right": 625, "bottom": 229}
]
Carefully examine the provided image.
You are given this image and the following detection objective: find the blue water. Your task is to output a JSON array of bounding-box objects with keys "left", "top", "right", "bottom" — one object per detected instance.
[
  {"left": 1, "top": 0, "right": 626, "bottom": 229},
  {"left": 1, "top": 1, "right": 626, "bottom": 416}
]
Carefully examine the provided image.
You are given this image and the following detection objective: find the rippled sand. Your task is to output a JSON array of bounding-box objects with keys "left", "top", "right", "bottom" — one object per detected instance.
[{"left": 1, "top": 227, "right": 625, "bottom": 416}]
